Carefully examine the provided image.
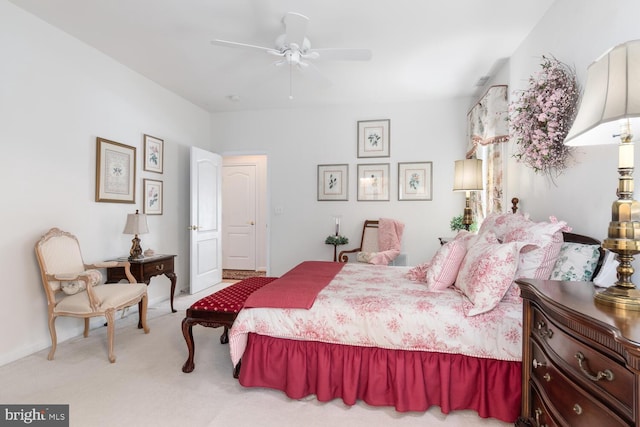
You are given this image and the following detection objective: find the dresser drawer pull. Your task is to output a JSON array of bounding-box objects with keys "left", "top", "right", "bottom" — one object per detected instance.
[
  {"left": 535, "top": 321, "right": 553, "bottom": 338},
  {"left": 534, "top": 408, "right": 548, "bottom": 427},
  {"left": 573, "top": 404, "right": 582, "bottom": 415},
  {"left": 532, "top": 358, "right": 546, "bottom": 369},
  {"left": 575, "top": 352, "right": 615, "bottom": 382},
  {"left": 543, "top": 373, "right": 551, "bottom": 382},
  {"left": 155, "top": 264, "right": 164, "bottom": 271}
]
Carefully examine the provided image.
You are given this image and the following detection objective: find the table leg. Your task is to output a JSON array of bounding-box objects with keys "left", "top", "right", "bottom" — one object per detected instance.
[{"left": 165, "top": 272, "right": 177, "bottom": 313}]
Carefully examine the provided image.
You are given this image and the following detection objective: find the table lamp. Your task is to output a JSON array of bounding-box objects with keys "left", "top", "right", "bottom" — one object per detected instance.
[
  {"left": 453, "top": 159, "right": 483, "bottom": 231},
  {"left": 564, "top": 39, "right": 640, "bottom": 310},
  {"left": 123, "top": 209, "right": 149, "bottom": 260}
]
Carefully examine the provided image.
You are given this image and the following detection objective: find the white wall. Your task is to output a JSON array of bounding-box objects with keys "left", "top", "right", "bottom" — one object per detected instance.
[
  {"left": 0, "top": 1, "right": 210, "bottom": 365},
  {"left": 211, "top": 99, "right": 470, "bottom": 276},
  {"left": 505, "top": 0, "right": 640, "bottom": 246}
]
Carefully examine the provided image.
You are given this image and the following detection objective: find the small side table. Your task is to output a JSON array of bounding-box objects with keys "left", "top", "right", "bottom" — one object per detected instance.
[{"left": 106, "top": 254, "right": 177, "bottom": 315}]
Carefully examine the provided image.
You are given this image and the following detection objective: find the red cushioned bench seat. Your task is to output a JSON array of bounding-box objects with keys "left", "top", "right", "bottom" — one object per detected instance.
[{"left": 181, "top": 276, "right": 277, "bottom": 375}]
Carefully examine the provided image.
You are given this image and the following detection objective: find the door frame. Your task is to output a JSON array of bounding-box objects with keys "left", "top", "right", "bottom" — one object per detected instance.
[{"left": 221, "top": 152, "right": 270, "bottom": 275}]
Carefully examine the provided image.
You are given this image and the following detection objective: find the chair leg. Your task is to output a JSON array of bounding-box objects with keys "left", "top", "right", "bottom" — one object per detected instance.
[
  {"left": 105, "top": 309, "right": 116, "bottom": 363},
  {"left": 83, "top": 318, "right": 90, "bottom": 337},
  {"left": 181, "top": 317, "right": 196, "bottom": 373},
  {"left": 47, "top": 315, "right": 57, "bottom": 361},
  {"left": 139, "top": 295, "right": 150, "bottom": 333}
]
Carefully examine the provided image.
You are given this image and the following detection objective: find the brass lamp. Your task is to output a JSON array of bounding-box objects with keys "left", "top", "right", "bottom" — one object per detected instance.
[
  {"left": 123, "top": 209, "right": 149, "bottom": 260},
  {"left": 453, "top": 159, "right": 483, "bottom": 231},
  {"left": 565, "top": 40, "right": 640, "bottom": 310}
]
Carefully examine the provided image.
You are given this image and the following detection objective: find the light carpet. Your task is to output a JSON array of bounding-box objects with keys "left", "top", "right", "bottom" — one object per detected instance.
[{"left": 0, "top": 285, "right": 512, "bottom": 427}]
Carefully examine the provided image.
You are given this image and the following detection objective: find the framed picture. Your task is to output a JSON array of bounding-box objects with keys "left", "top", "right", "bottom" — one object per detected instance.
[
  {"left": 143, "top": 179, "right": 163, "bottom": 215},
  {"left": 143, "top": 134, "right": 164, "bottom": 173},
  {"left": 317, "top": 164, "right": 348, "bottom": 201},
  {"left": 357, "top": 163, "right": 390, "bottom": 201},
  {"left": 398, "top": 161, "right": 433, "bottom": 201},
  {"left": 357, "top": 119, "right": 390, "bottom": 158},
  {"left": 95, "top": 137, "right": 136, "bottom": 203}
]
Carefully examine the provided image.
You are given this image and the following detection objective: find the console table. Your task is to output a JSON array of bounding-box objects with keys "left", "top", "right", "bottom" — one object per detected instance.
[
  {"left": 106, "top": 254, "right": 177, "bottom": 314},
  {"left": 516, "top": 279, "right": 640, "bottom": 427}
]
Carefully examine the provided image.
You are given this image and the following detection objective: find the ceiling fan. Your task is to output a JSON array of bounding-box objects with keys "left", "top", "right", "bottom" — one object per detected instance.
[{"left": 211, "top": 12, "right": 372, "bottom": 99}]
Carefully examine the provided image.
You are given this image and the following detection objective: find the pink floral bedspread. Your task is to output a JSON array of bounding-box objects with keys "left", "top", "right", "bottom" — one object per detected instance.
[{"left": 229, "top": 263, "right": 522, "bottom": 366}]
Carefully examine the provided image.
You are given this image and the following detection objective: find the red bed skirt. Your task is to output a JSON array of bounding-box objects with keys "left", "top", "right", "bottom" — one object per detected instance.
[{"left": 238, "top": 333, "right": 521, "bottom": 423}]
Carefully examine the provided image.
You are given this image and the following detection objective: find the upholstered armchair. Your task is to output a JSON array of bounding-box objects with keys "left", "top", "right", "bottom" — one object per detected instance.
[{"left": 35, "top": 228, "right": 149, "bottom": 363}]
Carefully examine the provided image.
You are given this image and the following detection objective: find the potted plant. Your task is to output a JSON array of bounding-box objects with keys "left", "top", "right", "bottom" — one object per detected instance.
[{"left": 450, "top": 215, "right": 477, "bottom": 232}]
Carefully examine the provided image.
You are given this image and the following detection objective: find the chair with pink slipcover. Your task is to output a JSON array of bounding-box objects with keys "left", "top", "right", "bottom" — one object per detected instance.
[
  {"left": 35, "top": 227, "right": 150, "bottom": 363},
  {"left": 338, "top": 219, "right": 405, "bottom": 265}
]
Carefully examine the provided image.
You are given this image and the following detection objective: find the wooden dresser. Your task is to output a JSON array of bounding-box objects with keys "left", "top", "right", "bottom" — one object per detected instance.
[{"left": 516, "top": 279, "right": 640, "bottom": 427}]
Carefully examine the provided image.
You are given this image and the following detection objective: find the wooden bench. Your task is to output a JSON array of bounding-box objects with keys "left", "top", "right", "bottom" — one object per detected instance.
[{"left": 181, "top": 276, "right": 277, "bottom": 376}]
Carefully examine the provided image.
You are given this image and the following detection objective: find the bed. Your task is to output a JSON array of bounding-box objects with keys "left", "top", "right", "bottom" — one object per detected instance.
[{"left": 228, "top": 212, "right": 606, "bottom": 423}]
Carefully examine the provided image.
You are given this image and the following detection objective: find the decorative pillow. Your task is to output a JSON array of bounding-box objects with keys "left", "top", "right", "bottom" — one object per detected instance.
[
  {"left": 424, "top": 239, "right": 467, "bottom": 290},
  {"left": 455, "top": 240, "right": 523, "bottom": 316},
  {"left": 60, "top": 269, "right": 103, "bottom": 295},
  {"left": 478, "top": 212, "right": 531, "bottom": 242},
  {"left": 593, "top": 250, "right": 618, "bottom": 288},
  {"left": 503, "top": 217, "right": 569, "bottom": 280},
  {"left": 357, "top": 252, "right": 374, "bottom": 263},
  {"left": 550, "top": 242, "right": 601, "bottom": 282}
]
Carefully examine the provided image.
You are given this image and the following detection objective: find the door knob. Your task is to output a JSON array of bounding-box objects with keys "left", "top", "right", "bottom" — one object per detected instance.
[
  {"left": 250, "top": 221, "right": 255, "bottom": 225},
  {"left": 188, "top": 225, "right": 201, "bottom": 231}
]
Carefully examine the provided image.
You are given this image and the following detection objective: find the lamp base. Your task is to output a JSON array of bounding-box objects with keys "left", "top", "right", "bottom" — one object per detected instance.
[
  {"left": 128, "top": 235, "right": 144, "bottom": 260},
  {"left": 595, "top": 285, "right": 640, "bottom": 311}
]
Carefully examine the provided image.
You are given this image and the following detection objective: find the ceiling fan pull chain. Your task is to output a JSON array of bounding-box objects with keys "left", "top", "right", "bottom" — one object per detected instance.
[{"left": 289, "top": 62, "right": 294, "bottom": 100}]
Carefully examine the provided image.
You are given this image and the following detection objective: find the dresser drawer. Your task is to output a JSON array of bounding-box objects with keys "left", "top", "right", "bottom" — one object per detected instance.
[
  {"left": 142, "top": 257, "right": 174, "bottom": 277},
  {"left": 530, "top": 387, "right": 560, "bottom": 427},
  {"left": 530, "top": 339, "right": 629, "bottom": 426},
  {"left": 532, "top": 307, "right": 634, "bottom": 413}
]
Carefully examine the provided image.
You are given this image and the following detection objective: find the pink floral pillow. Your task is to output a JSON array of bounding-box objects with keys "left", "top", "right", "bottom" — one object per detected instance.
[
  {"left": 455, "top": 241, "right": 523, "bottom": 316},
  {"left": 478, "top": 212, "right": 531, "bottom": 242},
  {"left": 425, "top": 239, "right": 467, "bottom": 290},
  {"left": 503, "top": 217, "right": 569, "bottom": 279}
]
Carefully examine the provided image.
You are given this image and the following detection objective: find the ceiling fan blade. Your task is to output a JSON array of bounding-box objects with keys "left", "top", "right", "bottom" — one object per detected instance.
[
  {"left": 308, "top": 48, "right": 373, "bottom": 61},
  {"left": 283, "top": 12, "right": 309, "bottom": 47},
  {"left": 211, "top": 39, "right": 276, "bottom": 54}
]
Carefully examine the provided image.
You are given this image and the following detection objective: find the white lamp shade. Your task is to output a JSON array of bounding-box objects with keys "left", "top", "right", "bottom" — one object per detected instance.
[
  {"left": 123, "top": 211, "right": 149, "bottom": 235},
  {"left": 453, "top": 159, "right": 483, "bottom": 191},
  {"left": 565, "top": 40, "right": 640, "bottom": 146}
]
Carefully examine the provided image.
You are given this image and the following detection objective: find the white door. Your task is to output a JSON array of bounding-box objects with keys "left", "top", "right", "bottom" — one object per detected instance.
[
  {"left": 189, "top": 147, "right": 222, "bottom": 294},
  {"left": 222, "top": 164, "right": 256, "bottom": 270}
]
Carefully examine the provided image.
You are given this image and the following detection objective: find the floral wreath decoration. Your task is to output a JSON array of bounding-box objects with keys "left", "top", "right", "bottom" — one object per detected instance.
[{"left": 509, "top": 55, "right": 580, "bottom": 178}]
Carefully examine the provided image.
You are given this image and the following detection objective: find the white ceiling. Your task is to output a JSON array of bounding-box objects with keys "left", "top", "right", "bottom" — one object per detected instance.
[{"left": 10, "top": 0, "right": 556, "bottom": 113}]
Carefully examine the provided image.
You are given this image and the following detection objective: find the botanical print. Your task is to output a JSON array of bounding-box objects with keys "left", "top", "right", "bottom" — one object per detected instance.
[
  {"left": 104, "top": 149, "right": 130, "bottom": 195},
  {"left": 144, "top": 134, "right": 164, "bottom": 173},
  {"left": 404, "top": 168, "right": 424, "bottom": 194},
  {"left": 144, "top": 179, "right": 163, "bottom": 214},
  {"left": 364, "top": 125, "right": 383, "bottom": 153},
  {"left": 323, "top": 170, "right": 342, "bottom": 195},
  {"left": 147, "top": 142, "right": 160, "bottom": 167},
  {"left": 318, "top": 164, "right": 348, "bottom": 201},
  {"left": 398, "top": 162, "right": 432, "bottom": 200},
  {"left": 357, "top": 119, "right": 390, "bottom": 158},
  {"left": 358, "top": 163, "right": 389, "bottom": 201}
]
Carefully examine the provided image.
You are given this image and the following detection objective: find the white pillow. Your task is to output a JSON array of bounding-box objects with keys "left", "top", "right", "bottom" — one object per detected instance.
[
  {"left": 550, "top": 242, "right": 601, "bottom": 282},
  {"left": 593, "top": 250, "right": 618, "bottom": 288},
  {"left": 425, "top": 239, "right": 467, "bottom": 290},
  {"left": 60, "top": 269, "right": 103, "bottom": 295}
]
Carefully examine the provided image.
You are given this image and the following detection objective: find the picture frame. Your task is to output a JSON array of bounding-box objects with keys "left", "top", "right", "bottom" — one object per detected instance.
[
  {"left": 357, "top": 119, "right": 390, "bottom": 158},
  {"left": 357, "top": 163, "right": 390, "bottom": 201},
  {"left": 398, "top": 161, "right": 433, "bottom": 201},
  {"left": 143, "top": 134, "right": 164, "bottom": 173},
  {"left": 317, "top": 164, "right": 348, "bottom": 201},
  {"left": 143, "top": 178, "right": 163, "bottom": 215},
  {"left": 95, "top": 137, "right": 136, "bottom": 203}
]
